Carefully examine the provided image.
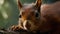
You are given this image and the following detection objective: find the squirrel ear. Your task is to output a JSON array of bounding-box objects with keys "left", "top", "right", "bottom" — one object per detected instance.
[
  {"left": 18, "top": 0, "right": 23, "bottom": 9},
  {"left": 35, "top": 0, "right": 41, "bottom": 8},
  {"left": 35, "top": 0, "right": 41, "bottom": 12}
]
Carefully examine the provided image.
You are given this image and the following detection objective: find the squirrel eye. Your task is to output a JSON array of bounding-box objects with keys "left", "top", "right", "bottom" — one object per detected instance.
[
  {"left": 35, "top": 12, "right": 39, "bottom": 17},
  {"left": 19, "top": 15, "right": 21, "bottom": 18}
]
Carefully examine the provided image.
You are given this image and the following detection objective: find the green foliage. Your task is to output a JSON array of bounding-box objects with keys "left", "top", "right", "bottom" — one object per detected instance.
[{"left": 0, "top": 0, "right": 19, "bottom": 28}]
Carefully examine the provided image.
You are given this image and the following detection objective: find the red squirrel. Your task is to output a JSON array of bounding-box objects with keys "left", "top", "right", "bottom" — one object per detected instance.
[{"left": 11, "top": 0, "right": 60, "bottom": 34}]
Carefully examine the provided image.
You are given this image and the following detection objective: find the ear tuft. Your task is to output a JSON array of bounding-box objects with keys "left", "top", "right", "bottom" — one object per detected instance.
[
  {"left": 35, "top": 0, "right": 41, "bottom": 8},
  {"left": 18, "top": 0, "right": 23, "bottom": 9},
  {"left": 35, "top": 0, "right": 42, "bottom": 13}
]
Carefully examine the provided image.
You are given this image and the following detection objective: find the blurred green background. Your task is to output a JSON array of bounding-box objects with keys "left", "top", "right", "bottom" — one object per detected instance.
[{"left": 0, "top": 0, "right": 36, "bottom": 29}]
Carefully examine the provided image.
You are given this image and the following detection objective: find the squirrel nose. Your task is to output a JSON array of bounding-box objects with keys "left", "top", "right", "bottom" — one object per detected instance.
[
  {"left": 27, "top": 16, "right": 30, "bottom": 20},
  {"left": 26, "top": 20, "right": 31, "bottom": 30},
  {"left": 23, "top": 20, "right": 31, "bottom": 30}
]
